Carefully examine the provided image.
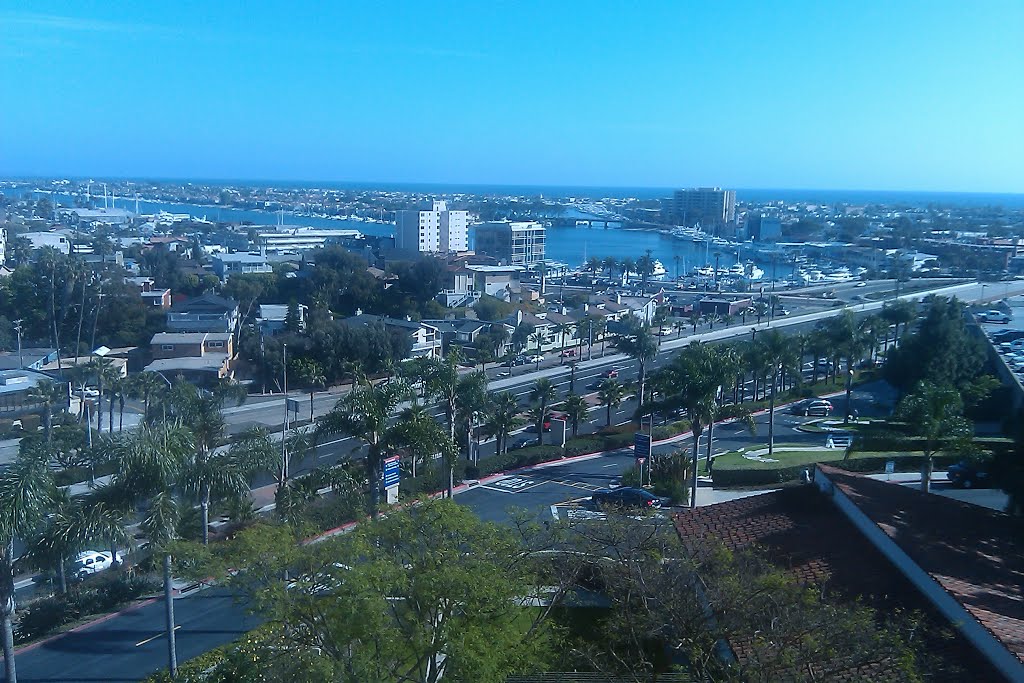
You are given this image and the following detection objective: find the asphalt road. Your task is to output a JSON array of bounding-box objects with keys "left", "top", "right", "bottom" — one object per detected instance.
[{"left": 2, "top": 588, "right": 259, "bottom": 683}]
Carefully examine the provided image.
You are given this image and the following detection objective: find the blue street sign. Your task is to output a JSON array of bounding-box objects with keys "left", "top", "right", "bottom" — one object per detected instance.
[
  {"left": 634, "top": 432, "right": 652, "bottom": 459},
  {"left": 383, "top": 455, "right": 401, "bottom": 488}
]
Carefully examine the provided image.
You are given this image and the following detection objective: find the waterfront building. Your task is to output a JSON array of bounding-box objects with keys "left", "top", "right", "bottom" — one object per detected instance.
[
  {"left": 395, "top": 201, "right": 469, "bottom": 253},
  {"left": 473, "top": 220, "right": 546, "bottom": 266},
  {"left": 668, "top": 187, "right": 736, "bottom": 229},
  {"left": 256, "top": 227, "right": 364, "bottom": 254},
  {"left": 747, "top": 214, "right": 782, "bottom": 242}
]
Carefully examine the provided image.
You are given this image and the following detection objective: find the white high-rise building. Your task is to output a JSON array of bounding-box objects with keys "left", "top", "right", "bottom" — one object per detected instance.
[{"left": 395, "top": 201, "right": 469, "bottom": 253}]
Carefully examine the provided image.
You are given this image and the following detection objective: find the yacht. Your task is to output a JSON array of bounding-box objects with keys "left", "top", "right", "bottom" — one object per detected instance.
[{"left": 748, "top": 265, "right": 765, "bottom": 280}]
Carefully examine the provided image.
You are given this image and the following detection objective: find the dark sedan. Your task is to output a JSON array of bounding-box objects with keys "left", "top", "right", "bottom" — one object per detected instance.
[{"left": 591, "top": 487, "right": 668, "bottom": 510}]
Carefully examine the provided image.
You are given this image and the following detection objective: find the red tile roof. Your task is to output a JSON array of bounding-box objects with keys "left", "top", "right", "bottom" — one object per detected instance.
[
  {"left": 674, "top": 485, "right": 1005, "bottom": 680},
  {"left": 819, "top": 464, "right": 1024, "bottom": 668}
]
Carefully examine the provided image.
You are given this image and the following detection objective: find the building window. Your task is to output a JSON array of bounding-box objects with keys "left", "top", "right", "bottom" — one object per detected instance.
[
  {"left": 161, "top": 344, "right": 174, "bottom": 351},
  {"left": 209, "top": 341, "right": 224, "bottom": 348}
]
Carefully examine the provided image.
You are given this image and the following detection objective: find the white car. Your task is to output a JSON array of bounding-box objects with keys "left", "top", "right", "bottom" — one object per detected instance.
[
  {"left": 71, "top": 550, "right": 120, "bottom": 579},
  {"left": 854, "top": 281, "right": 867, "bottom": 288},
  {"left": 979, "top": 310, "right": 1011, "bottom": 324},
  {"left": 528, "top": 354, "right": 545, "bottom": 364}
]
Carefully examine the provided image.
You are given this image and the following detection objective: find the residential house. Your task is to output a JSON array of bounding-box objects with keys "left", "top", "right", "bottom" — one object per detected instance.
[
  {"left": 673, "top": 465, "right": 1024, "bottom": 681},
  {"left": 141, "top": 289, "right": 172, "bottom": 309},
  {"left": 422, "top": 319, "right": 515, "bottom": 358},
  {"left": 257, "top": 303, "right": 306, "bottom": 337},
  {"left": 212, "top": 253, "right": 273, "bottom": 281},
  {"left": 166, "top": 295, "right": 240, "bottom": 335},
  {"left": 342, "top": 314, "right": 442, "bottom": 360},
  {"left": 145, "top": 332, "right": 233, "bottom": 384},
  {"left": 504, "top": 309, "right": 578, "bottom": 354},
  {"left": 0, "top": 348, "right": 59, "bottom": 372},
  {"left": 0, "top": 370, "right": 68, "bottom": 418},
  {"left": 437, "top": 263, "right": 524, "bottom": 308}
]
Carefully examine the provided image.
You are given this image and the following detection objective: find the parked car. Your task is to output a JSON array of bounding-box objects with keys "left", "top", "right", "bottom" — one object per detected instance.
[
  {"left": 990, "top": 329, "right": 1024, "bottom": 343},
  {"left": 791, "top": 399, "right": 833, "bottom": 417},
  {"left": 509, "top": 436, "right": 537, "bottom": 450},
  {"left": 591, "top": 487, "right": 668, "bottom": 510},
  {"left": 528, "top": 354, "right": 545, "bottom": 364},
  {"left": 1000, "top": 339, "right": 1024, "bottom": 352},
  {"left": 71, "top": 550, "right": 120, "bottom": 580},
  {"left": 978, "top": 310, "right": 1011, "bottom": 324},
  {"left": 947, "top": 461, "right": 993, "bottom": 489}
]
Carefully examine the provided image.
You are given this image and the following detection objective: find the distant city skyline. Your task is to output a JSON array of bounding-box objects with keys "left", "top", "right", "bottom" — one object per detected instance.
[{"left": 1, "top": 2, "right": 1022, "bottom": 193}]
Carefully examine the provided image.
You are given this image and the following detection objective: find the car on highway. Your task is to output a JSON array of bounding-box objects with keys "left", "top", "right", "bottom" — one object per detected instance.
[
  {"left": 791, "top": 399, "right": 833, "bottom": 417},
  {"left": 978, "top": 310, "right": 1011, "bottom": 324},
  {"left": 591, "top": 487, "right": 668, "bottom": 510},
  {"left": 603, "top": 368, "right": 619, "bottom": 378},
  {"left": 528, "top": 354, "right": 545, "bottom": 364},
  {"left": 947, "top": 460, "right": 993, "bottom": 489},
  {"left": 560, "top": 349, "right": 577, "bottom": 358},
  {"left": 71, "top": 550, "right": 120, "bottom": 580},
  {"left": 855, "top": 281, "right": 867, "bottom": 288},
  {"left": 509, "top": 435, "right": 537, "bottom": 450}
]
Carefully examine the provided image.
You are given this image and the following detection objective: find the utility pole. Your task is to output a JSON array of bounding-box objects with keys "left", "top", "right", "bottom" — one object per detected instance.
[
  {"left": 768, "top": 364, "right": 781, "bottom": 457},
  {"left": 280, "top": 343, "right": 289, "bottom": 483},
  {"left": 12, "top": 320, "right": 23, "bottom": 370}
]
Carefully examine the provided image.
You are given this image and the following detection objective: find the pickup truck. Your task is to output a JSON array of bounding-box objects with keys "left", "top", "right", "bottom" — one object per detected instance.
[{"left": 978, "top": 310, "right": 1011, "bottom": 324}]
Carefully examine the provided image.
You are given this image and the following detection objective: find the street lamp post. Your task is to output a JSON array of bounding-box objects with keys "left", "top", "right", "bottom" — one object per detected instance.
[
  {"left": 768, "top": 364, "right": 781, "bottom": 457},
  {"left": 845, "top": 368, "right": 855, "bottom": 425},
  {"left": 281, "top": 343, "right": 289, "bottom": 482}
]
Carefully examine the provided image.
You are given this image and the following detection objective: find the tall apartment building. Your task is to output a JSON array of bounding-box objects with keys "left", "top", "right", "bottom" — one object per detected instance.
[
  {"left": 473, "top": 220, "right": 546, "bottom": 266},
  {"left": 668, "top": 187, "right": 736, "bottom": 228},
  {"left": 394, "top": 201, "right": 469, "bottom": 253}
]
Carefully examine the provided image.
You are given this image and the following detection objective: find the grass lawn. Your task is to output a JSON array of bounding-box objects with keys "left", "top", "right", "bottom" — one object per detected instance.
[{"left": 713, "top": 447, "right": 915, "bottom": 472}]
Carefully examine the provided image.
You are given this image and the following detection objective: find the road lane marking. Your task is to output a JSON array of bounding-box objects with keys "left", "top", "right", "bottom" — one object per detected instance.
[
  {"left": 602, "top": 463, "right": 617, "bottom": 468},
  {"left": 136, "top": 625, "right": 181, "bottom": 647}
]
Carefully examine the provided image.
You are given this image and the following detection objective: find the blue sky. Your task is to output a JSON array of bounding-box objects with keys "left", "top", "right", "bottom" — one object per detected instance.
[{"left": 1, "top": 1, "right": 1022, "bottom": 192}]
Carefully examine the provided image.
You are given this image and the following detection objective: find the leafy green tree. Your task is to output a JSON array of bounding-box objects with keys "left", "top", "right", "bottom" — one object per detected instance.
[
  {"left": 0, "top": 451, "right": 54, "bottom": 683},
  {"left": 211, "top": 500, "right": 554, "bottom": 683},
  {"left": 894, "top": 381, "right": 973, "bottom": 492}
]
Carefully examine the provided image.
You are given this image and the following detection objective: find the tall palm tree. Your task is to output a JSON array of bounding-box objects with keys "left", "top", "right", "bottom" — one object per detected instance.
[
  {"left": 483, "top": 392, "right": 520, "bottom": 456},
  {"left": 601, "top": 256, "right": 617, "bottom": 278},
  {"left": 170, "top": 383, "right": 248, "bottom": 545},
  {"left": 530, "top": 378, "right": 556, "bottom": 446},
  {"left": 553, "top": 322, "right": 572, "bottom": 364},
  {"left": 562, "top": 393, "right": 588, "bottom": 437},
  {"left": 615, "top": 325, "right": 658, "bottom": 416},
  {"left": 131, "top": 371, "right": 166, "bottom": 424},
  {"left": 25, "top": 488, "right": 84, "bottom": 595},
  {"left": 388, "top": 402, "right": 453, "bottom": 479},
  {"left": 85, "top": 356, "right": 118, "bottom": 434},
  {"left": 26, "top": 380, "right": 68, "bottom": 445},
  {"left": 107, "top": 423, "right": 197, "bottom": 680},
  {"left": 597, "top": 378, "right": 624, "bottom": 426},
  {"left": 0, "top": 450, "right": 55, "bottom": 683},
  {"left": 317, "top": 377, "right": 413, "bottom": 514}
]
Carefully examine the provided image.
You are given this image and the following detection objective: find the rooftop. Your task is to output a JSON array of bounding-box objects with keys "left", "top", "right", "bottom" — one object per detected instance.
[{"left": 151, "top": 332, "right": 230, "bottom": 345}]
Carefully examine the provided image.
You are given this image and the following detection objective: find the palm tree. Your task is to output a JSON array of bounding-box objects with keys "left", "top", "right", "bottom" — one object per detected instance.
[
  {"left": 637, "top": 250, "right": 654, "bottom": 290},
  {"left": 85, "top": 356, "right": 116, "bottom": 433},
  {"left": 615, "top": 325, "right": 658, "bottom": 415},
  {"left": 26, "top": 380, "right": 67, "bottom": 445},
  {"left": 529, "top": 332, "right": 545, "bottom": 367},
  {"left": 652, "top": 306, "right": 670, "bottom": 345},
  {"left": 25, "top": 488, "right": 84, "bottom": 595},
  {"left": 562, "top": 393, "right": 588, "bottom": 437},
  {"left": 292, "top": 359, "right": 327, "bottom": 423},
  {"left": 597, "top": 378, "right": 624, "bottom": 426},
  {"left": 483, "top": 392, "right": 520, "bottom": 456},
  {"left": 530, "top": 378, "right": 556, "bottom": 446},
  {"left": 673, "top": 319, "right": 686, "bottom": 339},
  {"left": 553, "top": 322, "right": 572, "bottom": 364},
  {"left": 317, "top": 377, "right": 413, "bottom": 513},
  {"left": 0, "top": 451, "right": 54, "bottom": 683},
  {"left": 895, "top": 382, "right": 972, "bottom": 492},
  {"left": 389, "top": 402, "right": 454, "bottom": 479},
  {"left": 601, "top": 256, "right": 617, "bottom": 278},
  {"left": 882, "top": 299, "right": 917, "bottom": 346},
  {"left": 108, "top": 424, "right": 191, "bottom": 683},
  {"left": 167, "top": 382, "right": 248, "bottom": 545},
  {"left": 131, "top": 371, "right": 167, "bottom": 424}
]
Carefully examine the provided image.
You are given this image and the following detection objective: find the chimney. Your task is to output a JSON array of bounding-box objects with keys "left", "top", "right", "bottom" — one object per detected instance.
[{"left": 355, "top": 308, "right": 363, "bottom": 316}]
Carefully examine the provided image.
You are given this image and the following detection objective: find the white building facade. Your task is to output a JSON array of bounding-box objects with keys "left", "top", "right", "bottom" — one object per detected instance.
[{"left": 395, "top": 201, "right": 469, "bottom": 253}]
